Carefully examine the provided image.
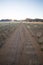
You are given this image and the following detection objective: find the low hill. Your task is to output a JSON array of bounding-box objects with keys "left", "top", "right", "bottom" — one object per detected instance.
[
  {"left": 24, "top": 18, "right": 43, "bottom": 22},
  {"left": 0, "top": 19, "right": 12, "bottom": 22}
]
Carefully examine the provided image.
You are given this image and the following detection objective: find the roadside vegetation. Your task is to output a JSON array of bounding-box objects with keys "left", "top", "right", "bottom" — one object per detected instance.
[
  {"left": 0, "top": 22, "right": 18, "bottom": 47},
  {"left": 25, "top": 22, "right": 43, "bottom": 51}
]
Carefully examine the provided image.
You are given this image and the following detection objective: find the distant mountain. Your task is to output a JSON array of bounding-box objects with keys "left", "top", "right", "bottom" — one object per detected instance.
[
  {"left": 0, "top": 18, "right": 43, "bottom": 22},
  {"left": 0, "top": 19, "right": 12, "bottom": 22},
  {"left": 33, "top": 18, "right": 43, "bottom": 22},
  {"left": 24, "top": 18, "right": 32, "bottom": 22},
  {"left": 24, "top": 18, "right": 43, "bottom": 22},
  {"left": 14, "top": 20, "right": 18, "bottom": 21}
]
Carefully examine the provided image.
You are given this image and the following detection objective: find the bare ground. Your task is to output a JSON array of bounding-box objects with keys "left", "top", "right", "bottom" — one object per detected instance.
[{"left": 0, "top": 23, "right": 43, "bottom": 65}]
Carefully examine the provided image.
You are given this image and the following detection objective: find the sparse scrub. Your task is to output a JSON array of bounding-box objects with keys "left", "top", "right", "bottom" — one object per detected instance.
[
  {"left": 38, "top": 37, "right": 43, "bottom": 44},
  {"left": 40, "top": 45, "right": 43, "bottom": 51},
  {"left": 0, "top": 22, "right": 18, "bottom": 47},
  {"left": 25, "top": 22, "right": 43, "bottom": 51},
  {"left": 41, "top": 48, "right": 43, "bottom": 51}
]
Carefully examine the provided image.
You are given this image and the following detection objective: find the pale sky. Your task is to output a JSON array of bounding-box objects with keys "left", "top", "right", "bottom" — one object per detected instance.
[{"left": 0, "top": 0, "right": 43, "bottom": 20}]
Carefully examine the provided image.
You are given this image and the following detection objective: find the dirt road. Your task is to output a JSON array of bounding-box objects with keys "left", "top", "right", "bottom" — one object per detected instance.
[{"left": 0, "top": 23, "right": 43, "bottom": 65}]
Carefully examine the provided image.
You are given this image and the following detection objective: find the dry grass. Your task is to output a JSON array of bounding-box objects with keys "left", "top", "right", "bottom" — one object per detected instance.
[
  {"left": 0, "top": 22, "right": 18, "bottom": 47},
  {"left": 25, "top": 22, "right": 43, "bottom": 51}
]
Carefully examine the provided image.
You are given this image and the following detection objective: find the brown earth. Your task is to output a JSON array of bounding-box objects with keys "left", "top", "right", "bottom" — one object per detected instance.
[{"left": 0, "top": 23, "right": 43, "bottom": 65}]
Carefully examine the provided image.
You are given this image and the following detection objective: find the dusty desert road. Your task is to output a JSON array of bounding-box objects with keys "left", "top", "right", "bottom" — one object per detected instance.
[{"left": 0, "top": 23, "right": 43, "bottom": 65}]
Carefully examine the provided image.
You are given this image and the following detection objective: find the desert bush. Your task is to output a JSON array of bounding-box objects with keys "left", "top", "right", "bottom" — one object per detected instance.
[
  {"left": 40, "top": 45, "right": 43, "bottom": 51},
  {"left": 36, "top": 32, "right": 42, "bottom": 38},
  {"left": 0, "top": 38, "right": 4, "bottom": 48},
  {"left": 38, "top": 37, "right": 43, "bottom": 45}
]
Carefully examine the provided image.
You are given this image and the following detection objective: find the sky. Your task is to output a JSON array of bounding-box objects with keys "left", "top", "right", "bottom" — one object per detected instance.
[{"left": 0, "top": 0, "right": 43, "bottom": 20}]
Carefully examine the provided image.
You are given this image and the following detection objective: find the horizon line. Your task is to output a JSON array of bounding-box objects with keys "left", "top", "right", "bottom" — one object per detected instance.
[{"left": 0, "top": 18, "right": 43, "bottom": 20}]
